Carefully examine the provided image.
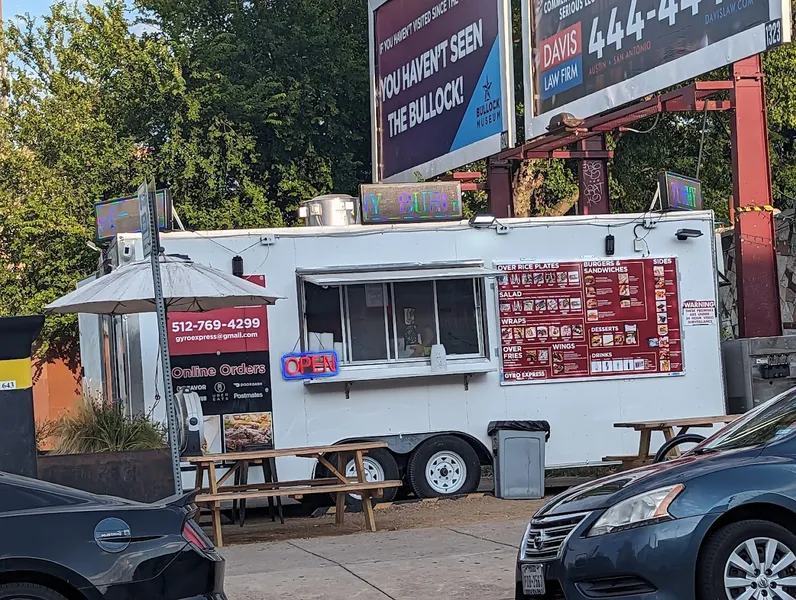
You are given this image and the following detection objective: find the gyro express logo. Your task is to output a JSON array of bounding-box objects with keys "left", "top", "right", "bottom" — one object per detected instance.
[{"left": 538, "top": 22, "right": 582, "bottom": 99}]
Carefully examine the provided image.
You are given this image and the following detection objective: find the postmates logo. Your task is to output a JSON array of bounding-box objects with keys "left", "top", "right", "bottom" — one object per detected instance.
[{"left": 538, "top": 22, "right": 583, "bottom": 100}]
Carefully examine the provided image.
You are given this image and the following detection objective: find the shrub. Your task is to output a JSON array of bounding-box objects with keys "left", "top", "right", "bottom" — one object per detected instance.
[
  {"left": 35, "top": 419, "right": 60, "bottom": 452},
  {"left": 52, "top": 399, "right": 166, "bottom": 454}
]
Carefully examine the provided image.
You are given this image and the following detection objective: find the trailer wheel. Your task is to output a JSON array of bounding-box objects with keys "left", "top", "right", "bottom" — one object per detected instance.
[
  {"left": 325, "top": 448, "right": 401, "bottom": 511},
  {"left": 408, "top": 435, "right": 481, "bottom": 499}
]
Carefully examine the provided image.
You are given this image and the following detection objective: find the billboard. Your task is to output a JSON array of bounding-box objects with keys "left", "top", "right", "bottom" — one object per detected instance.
[
  {"left": 521, "top": 0, "right": 792, "bottom": 139},
  {"left": 369, "top": 0, "right": 515, "bottom": 182}
]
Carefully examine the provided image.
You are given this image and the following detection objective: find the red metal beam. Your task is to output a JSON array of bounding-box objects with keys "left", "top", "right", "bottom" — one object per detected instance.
[
  {"left": 487, "top": 159, "right": 513, "bottom": 218},
  {"left": 450, "top": 171, "right": 482, "bottom": 181},
  {"left": 730, "top": 55, "right": 782, "bottom": 337},
  {"left": 522, "top": 150, "right": 614, "bottom": 159},
  {"left": 497, "top": 81, "right": 734, "bottom": 161},
  {"left": 578, "top": 136, "right": 610, "bottom": 214}
]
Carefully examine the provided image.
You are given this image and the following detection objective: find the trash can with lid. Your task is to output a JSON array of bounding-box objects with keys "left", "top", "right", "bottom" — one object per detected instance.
[{"left": 487, "top": 420, "right": 550, "bottom": 500}]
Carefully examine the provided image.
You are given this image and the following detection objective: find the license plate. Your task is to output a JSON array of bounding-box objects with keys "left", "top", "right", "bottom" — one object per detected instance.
[{"left": 522, "top": 563, "right": 546, "bottom": 596}]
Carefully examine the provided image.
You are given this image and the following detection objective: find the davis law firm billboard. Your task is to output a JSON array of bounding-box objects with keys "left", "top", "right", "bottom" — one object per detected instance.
[{"left": 522, "top": 0, "right": 792, "bottom": 139}]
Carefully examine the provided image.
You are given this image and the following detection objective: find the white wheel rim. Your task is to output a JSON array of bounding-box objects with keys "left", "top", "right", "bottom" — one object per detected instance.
[
  {"left": 345, "top": 457, "right": 385, "bottom": 501},
  {"left": 724, "top": 537, "right": 796, "bottom": 600},
  {"left": 425, "top": 450, "right": 467, "bottom": 495}
]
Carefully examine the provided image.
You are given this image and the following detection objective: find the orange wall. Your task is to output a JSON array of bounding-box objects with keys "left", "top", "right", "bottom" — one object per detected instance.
[{"left": 32, "top": 360, "right": 82, "bottom": 423}]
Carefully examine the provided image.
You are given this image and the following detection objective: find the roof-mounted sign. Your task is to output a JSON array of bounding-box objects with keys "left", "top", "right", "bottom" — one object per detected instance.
[
  {"left": 658, "top": 172, "right": 702, "bottom": 212},
  {"left": 95, "top": 189, "right": 173, "bottom": 243},
  {"left": 360, "top": 182, "right": 463, "bottom": 225}
]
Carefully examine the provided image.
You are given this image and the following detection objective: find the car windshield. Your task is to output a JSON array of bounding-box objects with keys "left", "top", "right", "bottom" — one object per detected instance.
[{"left": 696, "top": 387, "right": 796, "bottom": 452}]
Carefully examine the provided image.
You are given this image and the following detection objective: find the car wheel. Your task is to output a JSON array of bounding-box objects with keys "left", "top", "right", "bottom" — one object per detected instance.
[
  {"left": 0, "top": 582, "right": 68, "bottom": 599},
  {"left": 697, "top": 519, "right": 796, "bottom": 600},
  {"left": 408, "top": 435, "right": 481, "bottom": 499}
]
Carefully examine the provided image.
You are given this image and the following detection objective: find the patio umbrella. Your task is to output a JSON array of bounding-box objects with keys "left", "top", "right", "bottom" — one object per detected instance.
[{"left": 45, "top": 254, "right": 284, "bottom": 315}]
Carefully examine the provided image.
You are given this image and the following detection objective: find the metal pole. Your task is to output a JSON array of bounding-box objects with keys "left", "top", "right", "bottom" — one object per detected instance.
[
  {"left": 142, "top": 177, "right": 183, "bottom": 495},
  {"left": 487, "top": 158, "right": 514, "bottom": 218},
  {"left": 577, "top": 136, "right": 610, "bottom": 215},
  {"left": 730, "top": 55, "right": 782, "bottom": 338}
]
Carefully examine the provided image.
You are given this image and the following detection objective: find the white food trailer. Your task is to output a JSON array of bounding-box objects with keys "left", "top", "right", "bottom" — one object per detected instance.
[{"left": 80, "top": 204, "right": 726, "bottom": 499}]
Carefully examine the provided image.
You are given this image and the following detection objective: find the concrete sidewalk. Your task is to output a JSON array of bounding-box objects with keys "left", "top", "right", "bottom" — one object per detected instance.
[{"left": 221, "top": 518, "right": 526, "bottom": 600}]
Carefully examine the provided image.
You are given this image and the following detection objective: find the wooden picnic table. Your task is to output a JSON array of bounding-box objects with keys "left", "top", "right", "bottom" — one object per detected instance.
[
  {"left": 184, "top": 441, "right": 402, "bottom": 547},
  {"left": 603, "top": 415, "right": 738, "bottom": 470}
]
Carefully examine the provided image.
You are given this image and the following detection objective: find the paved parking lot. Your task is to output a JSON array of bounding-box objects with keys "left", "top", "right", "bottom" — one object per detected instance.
[{"left": 222, "top": 518, "right": 526, "bottom": 600}]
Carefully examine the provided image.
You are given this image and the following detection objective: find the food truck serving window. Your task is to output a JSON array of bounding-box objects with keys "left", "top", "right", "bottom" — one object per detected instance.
[{"left": 299, "top": 264, "right": 498, "bottom": 366}]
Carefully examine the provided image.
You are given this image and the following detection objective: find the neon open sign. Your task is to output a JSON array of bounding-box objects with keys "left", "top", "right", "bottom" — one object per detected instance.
[
  {"left": 360, "top": 182, "right": 463, "bottom": 224},
  {"left": 658, "top": 172, "right": 702, "bottom": 211},
  {"left": 281, "top": 351, "right": 340, "bottom": 381}
]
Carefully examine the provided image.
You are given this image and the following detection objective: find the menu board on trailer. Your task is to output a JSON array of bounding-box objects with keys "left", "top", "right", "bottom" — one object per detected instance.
[{"left": 495, "top": 258, "right": 683, "bottom": 385}]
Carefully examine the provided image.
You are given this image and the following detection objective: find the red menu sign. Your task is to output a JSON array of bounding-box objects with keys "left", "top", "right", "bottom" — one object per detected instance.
[
  {"left": 496, "top": 259, "right": 683, "bottom": 384},
  {"left": 167, "top": 275, "right": 269, "bottom": 356}
]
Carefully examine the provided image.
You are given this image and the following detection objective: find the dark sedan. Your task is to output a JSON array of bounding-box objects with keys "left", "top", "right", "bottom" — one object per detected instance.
[
  {"left": 0, "top": 473, "right": 225, "bottom": 600},
  {"left": 517, "top": 387, "right": 796, "bottom": 600}
]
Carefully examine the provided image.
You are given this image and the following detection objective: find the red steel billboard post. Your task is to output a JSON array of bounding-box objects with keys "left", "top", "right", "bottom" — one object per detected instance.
[{"left": 731, "top": 55, "right": 782, "bottom": 338}]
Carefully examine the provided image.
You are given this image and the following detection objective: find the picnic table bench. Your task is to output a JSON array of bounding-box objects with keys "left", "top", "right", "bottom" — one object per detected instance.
[
  {"left": 603, "top": 415, "right": 738, "bottom": 470},
  {"left": 185, "top": 441, "right": 402, "bottom": 547}
]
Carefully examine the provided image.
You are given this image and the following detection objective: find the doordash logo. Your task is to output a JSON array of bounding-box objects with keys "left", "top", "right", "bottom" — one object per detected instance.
[{"left": 538, "top": 22, "right": 583, "bottom": 100}]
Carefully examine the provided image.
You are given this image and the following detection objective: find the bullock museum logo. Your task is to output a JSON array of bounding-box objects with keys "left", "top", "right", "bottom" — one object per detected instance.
[{"left": 476, "top": 76, "right": 501, "bottom": 128}]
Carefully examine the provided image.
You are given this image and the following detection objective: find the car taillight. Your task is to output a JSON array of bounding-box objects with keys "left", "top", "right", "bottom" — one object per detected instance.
[{"left": 183, "top": 519, "right": 213, "bottom": 551}]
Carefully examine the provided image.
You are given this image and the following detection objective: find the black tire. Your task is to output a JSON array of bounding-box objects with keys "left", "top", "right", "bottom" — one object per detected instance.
[
  {"left": 324, "top": 447, "right": 401, "bottom": 510},
  {"left": 0, "top": 583, "right": 68, "bottom": 600},
  {"left": 697, "top": 520, "right": 796, "bottom": 600},
  {"left": 408, "top": 435, "right": 481, "bottom": 499},
  {"left": 653, "top": 433, "right": 706, "bottom": 463}
]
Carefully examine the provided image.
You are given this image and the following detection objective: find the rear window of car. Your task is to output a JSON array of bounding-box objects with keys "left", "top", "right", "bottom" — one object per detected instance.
[{"left": 0, "top": 481, "right": 91, "bottom": 513}]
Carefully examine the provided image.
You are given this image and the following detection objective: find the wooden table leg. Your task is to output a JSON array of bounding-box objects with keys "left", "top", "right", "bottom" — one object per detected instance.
[
  {"left": 354, "top": 450, "right": 376, "bottom": 533},
  {"left": 268, "top": 457, "right": 284, "bottom": 525},
  {"left": 335, "top": 452, "right": 346, "bottom": 526},
  {"left": 207, "top": 462, "right": 223, "bottom": 548},
  {"left": 637, "top": 429, "right": 652, "bottom": 461},
  {"left": 194, "top": 464, "right": 205, "bottom": 491}
]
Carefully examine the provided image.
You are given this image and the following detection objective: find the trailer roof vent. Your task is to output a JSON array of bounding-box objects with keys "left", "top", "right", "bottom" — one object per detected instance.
[{"left": 298, "top": 194, "right": 359, "bottom": 227}]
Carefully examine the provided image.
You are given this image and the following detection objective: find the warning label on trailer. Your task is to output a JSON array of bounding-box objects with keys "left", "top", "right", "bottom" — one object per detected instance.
[{"left": 682, "top": 300, "right": 716, "bottom": 327}]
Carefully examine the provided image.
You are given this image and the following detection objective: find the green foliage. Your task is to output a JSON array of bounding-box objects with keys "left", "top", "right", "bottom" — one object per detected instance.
[
  {"left": 0, "top": 1, "right": 174, "bottom": 364},
  {"left": 51, "top": 399, "right": 166, "bottom": 454}
]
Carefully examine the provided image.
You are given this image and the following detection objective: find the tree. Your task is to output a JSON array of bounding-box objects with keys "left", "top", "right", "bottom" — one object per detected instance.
[
  {"left": 136, "top": 0, "right": 372, "bottom": 222},
  {"left": 0, "top": 1, "right": 178, "bottom": 364}
]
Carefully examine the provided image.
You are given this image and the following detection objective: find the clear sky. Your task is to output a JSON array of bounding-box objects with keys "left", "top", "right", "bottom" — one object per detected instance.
[{"left": 4, "top": 0, "right": 55, "bottom": 20}]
